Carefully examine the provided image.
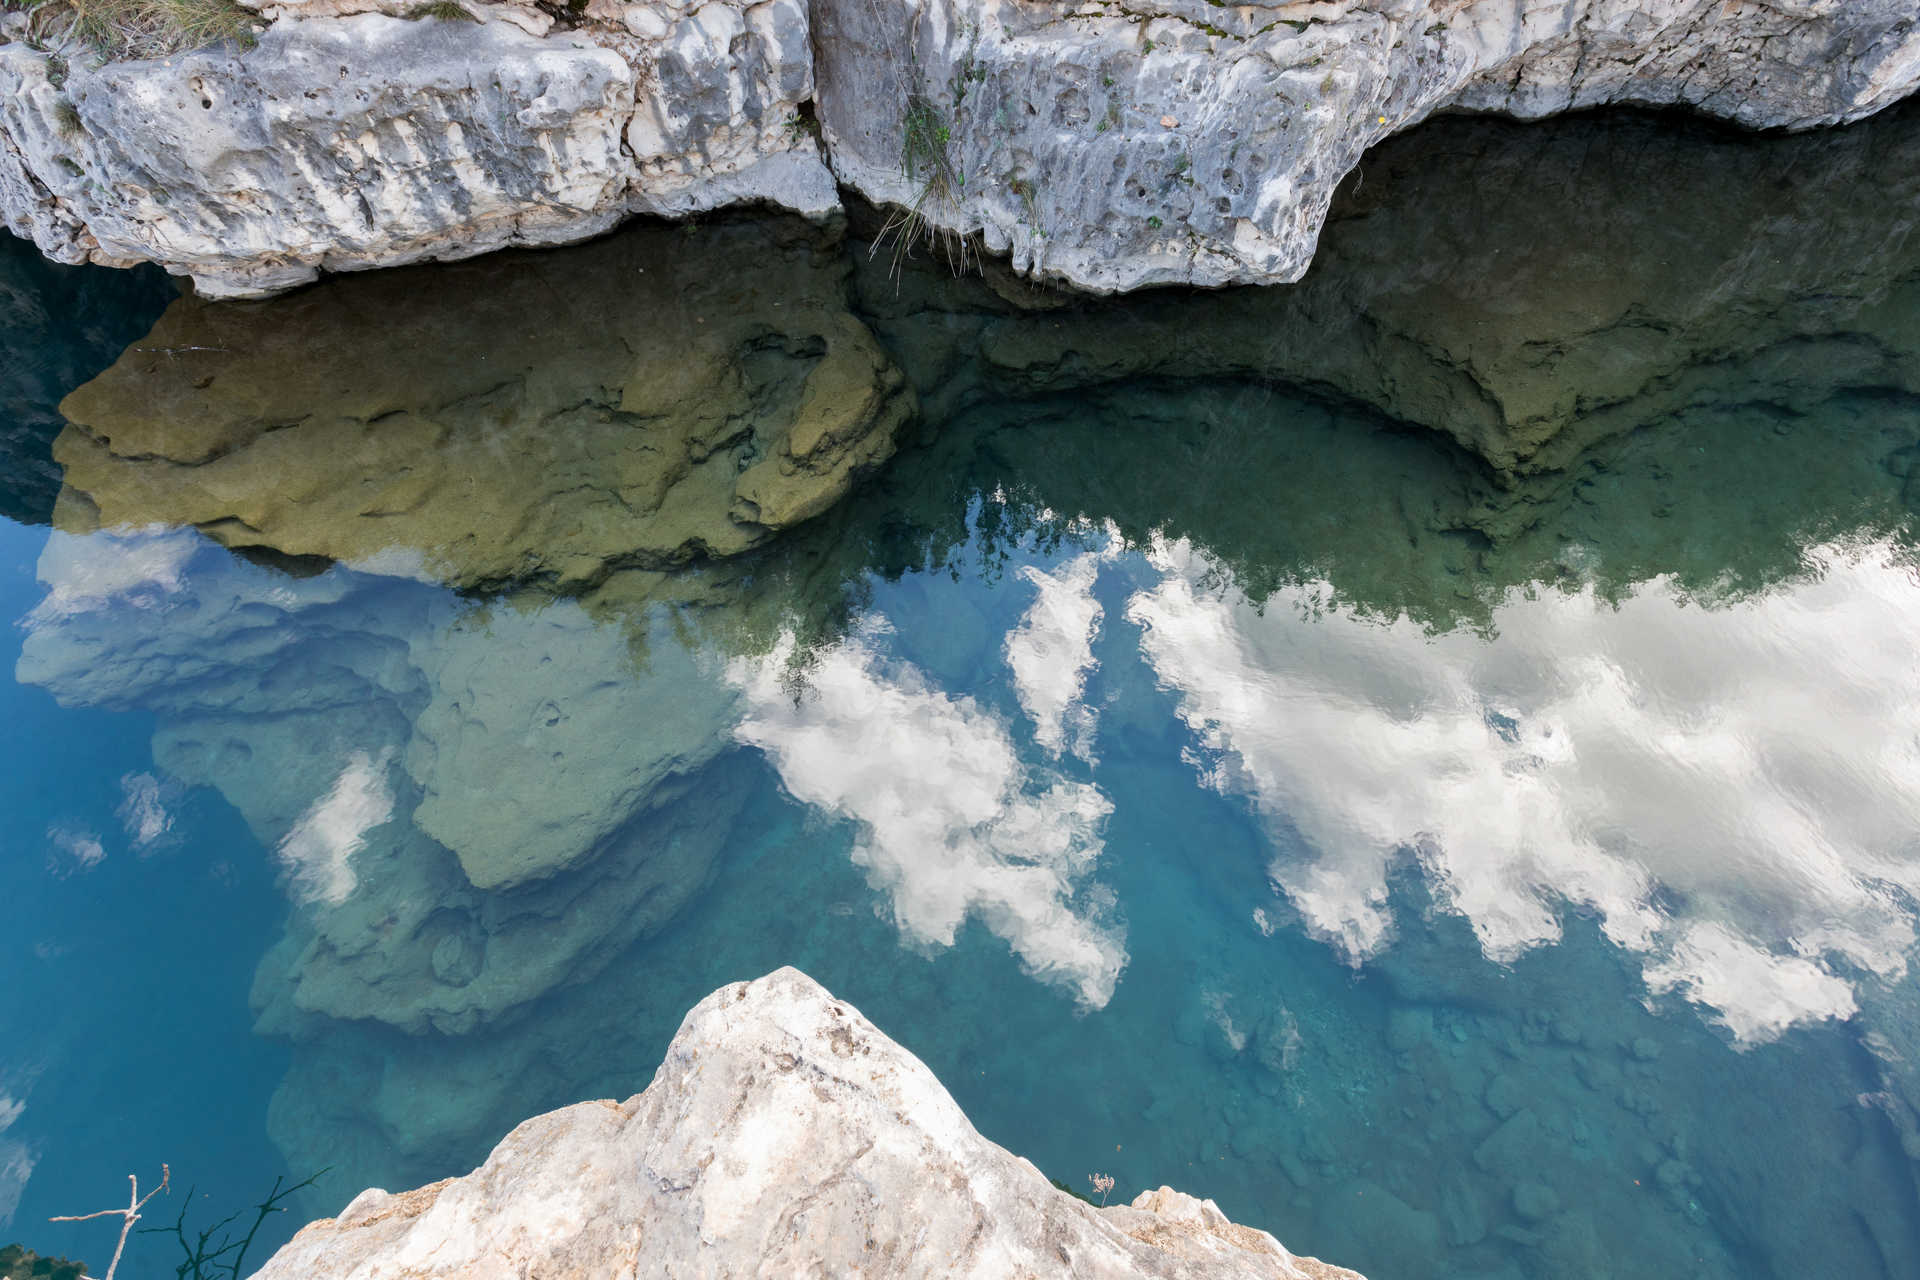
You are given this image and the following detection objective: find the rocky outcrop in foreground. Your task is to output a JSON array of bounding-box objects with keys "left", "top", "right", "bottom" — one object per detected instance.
[
  {"left": 2, "top": 0, "right": 1917, "bottom": 296},
  {"left": 251, "top": 967, "right": 1362, "bottom": 1279}
]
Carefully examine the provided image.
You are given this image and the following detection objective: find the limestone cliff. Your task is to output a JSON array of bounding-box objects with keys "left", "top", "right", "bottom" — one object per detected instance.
[
  {"left": 1, "top": 0, "right": 1916, "bottom": 296},
  {"left": 251, "top": 967, "right": 1364, "bottom": 1279}
]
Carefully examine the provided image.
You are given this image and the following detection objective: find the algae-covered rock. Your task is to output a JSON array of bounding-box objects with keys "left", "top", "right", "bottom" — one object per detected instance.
[
  {"left": 868, "top": 102, "right": 1920, "bottom": 484},
  {"left": 823, "top": 101, "right": 1920, "bottom": 635},
  {"left": 53, "top": 215, "right": 911, "bottom": 592}
]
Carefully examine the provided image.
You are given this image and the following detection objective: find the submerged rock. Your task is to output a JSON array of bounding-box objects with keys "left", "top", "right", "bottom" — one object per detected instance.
[
  {"left": 33, "top": 103, "right": 1920, "bottom": 585},
  {"left": 53, "top": 216, "right": 911, "bottom": 592},
  {"left": 247, "top": 759, "right": 744, "bottom": 1036},
  {"left": 401, "top": 600, "right": 740, "bottom": 890},
  {"left": 15, "top": 531, "right": 749, "bottom": 1036},
  {"left": 1, "top": 0, "right": 1916, "bottom": 296},
  {"left": 865, "top": 101, "right": 1920, "bottom": 484},
  {"left": 251, "top": 967, "right": 1364, "bottom": 1280}
]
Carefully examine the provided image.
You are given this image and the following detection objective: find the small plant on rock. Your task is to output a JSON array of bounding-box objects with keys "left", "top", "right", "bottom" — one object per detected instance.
[
  {"left": 874, "top": 91, "right": 975, "bottom": 279},
  {"left": 23, "top": 0, "right": 255, "bottom": 61}
]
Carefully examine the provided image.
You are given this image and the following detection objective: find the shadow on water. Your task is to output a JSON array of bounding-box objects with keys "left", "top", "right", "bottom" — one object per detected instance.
[
  {"left": 4, "top": 99, "right": 1920, "bottom": 1280},
  {"left": 0, "top": 235, "right": 171, "bottom": 525}
]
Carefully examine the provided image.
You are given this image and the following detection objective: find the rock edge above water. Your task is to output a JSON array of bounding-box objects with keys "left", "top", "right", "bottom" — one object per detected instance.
[
  {"left": 250, "top": 966, "right": 1364, "bottom": 1279},
  {"left": 2, "top": 0, "right": 1917, "bottom": 297}
]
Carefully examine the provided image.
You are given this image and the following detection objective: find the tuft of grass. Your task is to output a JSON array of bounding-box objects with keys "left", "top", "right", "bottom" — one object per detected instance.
[
  {"left": 406, "top": 0, "right": 477, "bottom": 21},
  {"left": 782, "top": 100, "right": 821, "bottom": 146},
  {"left": 52, "top": 95, "right": 84, "bottom": 137},
  {"left": 33, "top": 0, "right": 255, "bottom": 60},
  {"left": 872, "top": 91, "right": 976, "bottom": 280}
]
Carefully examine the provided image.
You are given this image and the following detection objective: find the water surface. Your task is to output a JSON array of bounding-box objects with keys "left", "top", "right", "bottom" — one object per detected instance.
[{"left": 5, "top": 104, "right": 1920, "bottom": 1280}]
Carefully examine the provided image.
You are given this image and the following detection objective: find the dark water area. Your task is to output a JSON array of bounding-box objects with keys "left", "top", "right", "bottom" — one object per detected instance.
[{"left": 4, "top": 100, "right": 1920, "bottom": 1280}]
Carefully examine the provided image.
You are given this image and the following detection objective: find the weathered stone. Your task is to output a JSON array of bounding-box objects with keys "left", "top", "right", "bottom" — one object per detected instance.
[
  {"left": 0, "top": 3, "right": 832, "bottom": 295},
  {"left": 252, "top": 968, "right": 1365, "bottom": 1280},
  {"left": 812, "top": 0, "right": 1920, "bottom": 294},
  {"left": 53, "top": 216, "right": 912, "bottom": 590},
  {"left": 2, "top": 1, "right": 1916, "bottom": 297}
]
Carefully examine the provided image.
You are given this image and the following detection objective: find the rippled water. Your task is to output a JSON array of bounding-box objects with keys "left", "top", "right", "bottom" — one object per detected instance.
[{"left": 6, "top": 104, "right": 1920, "bottom": 1280}]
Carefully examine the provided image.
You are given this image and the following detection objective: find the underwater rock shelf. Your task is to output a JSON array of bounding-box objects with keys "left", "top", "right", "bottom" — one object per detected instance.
[
  {"left": 250, "top": 968, "right": 1365, "bottom": 1279},
  {"left": 5, "top": 34, "right": 1920, "bottom": 1280},
  {"left": 0, "top": 0, "right": 1916, "bottom": 295}
]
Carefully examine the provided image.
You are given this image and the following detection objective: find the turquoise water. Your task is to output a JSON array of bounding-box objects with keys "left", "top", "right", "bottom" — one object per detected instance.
[{"left": 5, "top": 102, "right": 1920, "bottom": 1280}]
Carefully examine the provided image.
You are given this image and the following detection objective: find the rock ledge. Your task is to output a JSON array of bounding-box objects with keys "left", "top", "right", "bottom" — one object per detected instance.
[
  {"left": 252, "top": 967, "right": 1363, "bottom": 1279},
  {"left": 3, "top": 1, "right": 1919, "bottom": 296}
]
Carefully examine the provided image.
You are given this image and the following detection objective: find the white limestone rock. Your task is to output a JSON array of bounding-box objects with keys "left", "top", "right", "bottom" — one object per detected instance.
[
  {"left": 252, "top": 967, "right": 1364, "bottom": 1280},
  {"left": 0, "top": 3, "right": 832, "bottom": 295},
  {"left": 3, "top": 0, "right": 1916, "bottom": 297},
  {"left": 811, "top": 0, "right": 1920, "bottom": 293}
]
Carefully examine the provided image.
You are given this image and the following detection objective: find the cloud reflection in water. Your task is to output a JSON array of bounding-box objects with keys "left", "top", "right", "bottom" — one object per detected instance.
[
  {"left": 1129, "top": 535, "right": 1920, "bottom": 1043},
  {"left": 730, "top": 628, "right": 1127, "bottom": 1010}
]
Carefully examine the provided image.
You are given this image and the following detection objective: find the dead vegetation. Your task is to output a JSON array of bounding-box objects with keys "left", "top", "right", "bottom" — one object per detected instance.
[{"left": 3, "top": 0, "right": 256, "bottom": 61}]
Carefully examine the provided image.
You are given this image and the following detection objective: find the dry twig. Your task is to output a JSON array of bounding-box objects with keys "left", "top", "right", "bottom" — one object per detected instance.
[{"left": 50, "top": 1164, "right": 170, "bottom": 1280}]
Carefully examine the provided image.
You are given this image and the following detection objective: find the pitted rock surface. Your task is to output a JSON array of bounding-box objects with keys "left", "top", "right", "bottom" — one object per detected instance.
[
  {"left": 251, "top": 967, "right": 1366, "bottom": 1279},
  {"left": 2, "top": 0, "right": 1917, "bottom": 296}
]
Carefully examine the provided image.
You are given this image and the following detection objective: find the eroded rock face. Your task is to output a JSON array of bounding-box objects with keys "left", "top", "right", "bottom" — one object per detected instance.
[
  {"left": 52, "top": 100, "right": 1917, "bottom": 547},
  {"left": 857, "top": 100, "right": 1920, "bottom": 485},
  {"left": 53, "top": 216, "right": 911, "bottom": 589},
  {"left": 252, "top": 967, "right": 1364, "bottom": 1280},
  {"left": 0, "top": 3, "right": 832, "bottom": 295},
  {"left": 814, "top": 0, "right": 1920, "bottom": 293},
  {"left": 2, "top": 0, "right": 1917, "bottom": 296}
]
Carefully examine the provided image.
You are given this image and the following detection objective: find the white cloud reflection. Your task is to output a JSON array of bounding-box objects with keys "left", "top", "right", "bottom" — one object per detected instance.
[
  {"left": 23, "top": 526, "right": 198, "bottom": 622},
  {"left": 277, "top": 749, "right": 396, "bottom": 906},
  {"left": 1004, "top": 547, "right": 1111, "bottom": 761},
  {"left": 45, "top": 823, "right": 105, "bottom": 875},
  {"left": 0, "top": 1091, "right": 30, "bottom": 1229},
  {"left": 117, "top": 772, "right": 175, "bottom": 851},
  {"left": 1128, "top": 536, "right": 1920, "bottom": 1044},
  {"left": 730, "top": 630, "right": 1126, "bottom": 1009}
]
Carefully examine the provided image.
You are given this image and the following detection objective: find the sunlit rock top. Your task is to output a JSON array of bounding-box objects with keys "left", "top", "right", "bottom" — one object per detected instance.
[
  {"left": 251, "top": 967, "right": 1365, "bottom": 1280},
  {"left": 1, "top": 0, "right": 1916, "bottom": 295}
]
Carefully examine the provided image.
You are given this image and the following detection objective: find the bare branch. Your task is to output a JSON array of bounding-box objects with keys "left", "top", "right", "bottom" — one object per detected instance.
[{"left": 50, "top": 1165, "right": 170, "bottom": 1280}]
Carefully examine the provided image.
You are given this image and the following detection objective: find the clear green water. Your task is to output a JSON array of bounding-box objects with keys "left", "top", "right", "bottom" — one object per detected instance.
[{"left": 5, "top": 104, "right": 1920, "bottom": 1280}]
